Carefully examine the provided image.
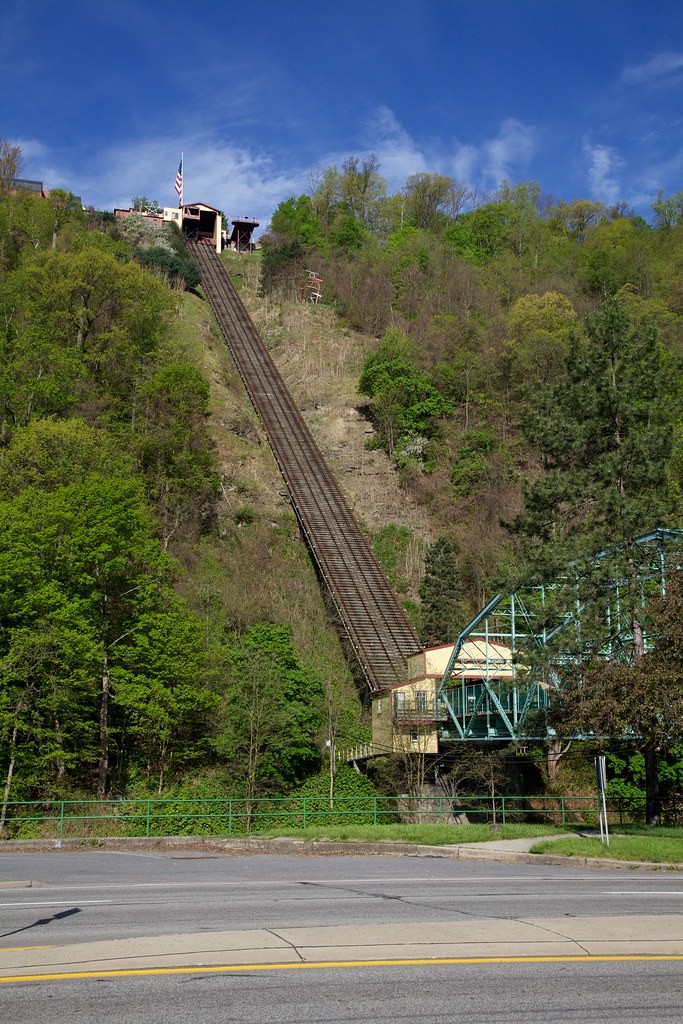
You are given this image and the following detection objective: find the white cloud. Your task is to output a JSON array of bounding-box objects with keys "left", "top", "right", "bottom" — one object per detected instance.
[
  {"left": 324, "top": 107, "right": 536, "bottom": 196},
  {"left": 450, "top": 144, "right": 479, "bottom": 184},
  {"left": 481, "top": 118, "right": 535, "bottom": 187},
  {"left": 20, "top": 110, "right": 538, "bottom": 228},
  {"left": 584, "top": 142, "right": 621, "bottom": 204},
  {"left": 359, "top": 106, "right": 427, "bottom": 183},
  {"left": 12, "top": 138, "right": 49, "bottom": 160},
  {"left": 622, "top": 51, "right": 683, "bottom": 83},
  {"left": 59, "top": 136, "right": 306, "bottom": 229},
  {"left": 446, "top": 118, "right": 536, "bottom": 193}
]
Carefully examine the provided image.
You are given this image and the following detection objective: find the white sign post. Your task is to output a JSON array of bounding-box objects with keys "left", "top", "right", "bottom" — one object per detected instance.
[{"left": 594, "top": 754, "right": 610, "bottom": 846}]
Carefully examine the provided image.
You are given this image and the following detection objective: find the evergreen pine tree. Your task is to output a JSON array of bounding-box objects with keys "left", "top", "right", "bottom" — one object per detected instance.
[
  {"left": 418, "top": 537, "right": 466, "bottom": 646},
  {"left": 516, "top": 297, "right": 673, "bottom": 577},
  {"left": 514, "top": 297, "right": 677, "bottom": 823}
]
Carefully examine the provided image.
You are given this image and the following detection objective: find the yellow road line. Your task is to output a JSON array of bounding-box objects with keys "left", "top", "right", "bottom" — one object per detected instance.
[
  {"left": 2, "top": 954, "right": 683, "bottom": 984},
  {"left": 0, "top": 945, "right": 55, "bottom": 952}
]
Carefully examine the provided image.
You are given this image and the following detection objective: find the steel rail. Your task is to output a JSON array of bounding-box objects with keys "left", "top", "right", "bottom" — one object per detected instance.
[{"left": 189, "top": 242, "right": 420, "bottom": 691}]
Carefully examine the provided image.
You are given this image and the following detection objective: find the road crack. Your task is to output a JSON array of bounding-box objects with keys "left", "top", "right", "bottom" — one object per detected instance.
[{"left": 264, "top": 927, "right": 305, "bottom": 962}]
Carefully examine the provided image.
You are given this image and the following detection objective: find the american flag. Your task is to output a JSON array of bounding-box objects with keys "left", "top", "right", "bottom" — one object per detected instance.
[{"left": 175, "top": 156, "right": 183, "bottom": 207}]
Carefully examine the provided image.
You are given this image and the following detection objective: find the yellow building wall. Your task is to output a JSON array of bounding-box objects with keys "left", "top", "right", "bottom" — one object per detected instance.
[
  {"left": 371, "top": 692, "right": 393, "bottom": 754},
  {"left": 371, "top": 680, "right": 440, "bottom": 755}
]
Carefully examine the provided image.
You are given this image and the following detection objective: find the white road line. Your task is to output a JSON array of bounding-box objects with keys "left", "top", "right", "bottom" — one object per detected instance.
[
  {"left": 0, "top": 874, "right": 652, "bottom": 892},
  {"left": 0, "top": 899, "right": 112, "bottom": 908},
  {"left": 584, "top": 890, "right": 681, "bottom": 897}
]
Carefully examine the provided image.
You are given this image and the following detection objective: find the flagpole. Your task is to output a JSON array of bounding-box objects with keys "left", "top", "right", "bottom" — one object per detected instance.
[{"left": 181, "top": 151, "right": 183, "bottom": 208}]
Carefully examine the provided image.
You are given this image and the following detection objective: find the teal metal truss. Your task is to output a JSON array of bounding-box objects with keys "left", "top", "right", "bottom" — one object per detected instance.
[{"left": 435, "top": 528, "right": 683, "bottom": 744}]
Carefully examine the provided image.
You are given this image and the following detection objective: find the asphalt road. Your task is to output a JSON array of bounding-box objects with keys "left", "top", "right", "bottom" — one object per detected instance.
[
  {"left": 1, "top": 850, "right": 683, "bottom": 941},
  {"left": 2, "top": 849, "right": 683, "bottom": 1022},
  {"left": 4, "top": 960, "right": 683, "bottom": 1024}
]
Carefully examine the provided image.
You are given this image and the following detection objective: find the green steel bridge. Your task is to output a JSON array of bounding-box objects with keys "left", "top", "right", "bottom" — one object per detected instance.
[{"left": 435, "top": 528, "right": 683, "bottom": 745}]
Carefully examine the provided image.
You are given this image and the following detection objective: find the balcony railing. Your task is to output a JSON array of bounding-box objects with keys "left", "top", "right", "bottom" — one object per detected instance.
[{"left": 393, "top": 702, "right": 449, "bottom": 722}]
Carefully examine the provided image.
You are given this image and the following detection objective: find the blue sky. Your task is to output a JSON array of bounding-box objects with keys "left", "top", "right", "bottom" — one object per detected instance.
[{"left": 4, "top": 0, "right": 683, "bottom": 228}]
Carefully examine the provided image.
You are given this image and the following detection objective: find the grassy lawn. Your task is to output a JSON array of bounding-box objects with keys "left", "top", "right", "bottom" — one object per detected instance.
[
  {"left": 532, "top": 832, "right": 683, "bottom": 863},
  {"left": 259, "top": 823, "right": 570, "bottom": 845}
]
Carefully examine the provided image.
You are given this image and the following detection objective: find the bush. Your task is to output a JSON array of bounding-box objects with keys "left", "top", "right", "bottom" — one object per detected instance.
[
  {"left": 138, "top": 245, "right": 200, "bottom": 289},
  {"left": 291, "top": 765, "right": 397, "bottom": 827}
]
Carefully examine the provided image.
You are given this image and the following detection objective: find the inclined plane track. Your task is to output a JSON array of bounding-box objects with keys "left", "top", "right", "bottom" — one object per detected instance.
[{"left": 189, "top": 242, "right": 420, "bottom": 691}]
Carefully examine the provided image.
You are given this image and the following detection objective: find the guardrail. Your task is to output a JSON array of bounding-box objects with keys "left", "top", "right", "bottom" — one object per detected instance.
[{"left": 0, "top": 793, "right": 624, "bottom": 841}]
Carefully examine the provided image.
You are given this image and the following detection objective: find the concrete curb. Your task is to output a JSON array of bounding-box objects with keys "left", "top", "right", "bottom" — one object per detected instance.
[{"left": 0, "top": 833, "right": 681, "bottom": 871}]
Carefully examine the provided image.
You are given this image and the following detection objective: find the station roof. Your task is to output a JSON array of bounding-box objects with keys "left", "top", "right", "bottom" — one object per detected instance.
[{"left": 182, "top": 201, "right": 222, "bottom": 213}]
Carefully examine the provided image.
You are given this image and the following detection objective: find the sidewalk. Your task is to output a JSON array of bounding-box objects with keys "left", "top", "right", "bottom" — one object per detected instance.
[
  {"left": 2, "top": 914, "right": 683, "bottom": 978},
  {"left": 0, "top": 832, "right": 681, "bottom": 872}
]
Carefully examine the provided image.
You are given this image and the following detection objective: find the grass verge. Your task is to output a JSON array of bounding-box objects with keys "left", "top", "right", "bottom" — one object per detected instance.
[
  {"left": 531, "top": 834, "right": 683, "bottom": 863},
  {"left": 259, "top": 823, "right": 569, "bottom": 845}
]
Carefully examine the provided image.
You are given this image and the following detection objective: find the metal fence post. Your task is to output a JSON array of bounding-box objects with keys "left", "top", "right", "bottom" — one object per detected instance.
[
  {"left": 373, "top": 797, "right": 377, "bottom": 825},
  {"left": 59, "top": 801, "right": 65, "bottom": 844},
  {"left": 501, "top": 796, "right": 506, "bottom": 825},
  {"left": 228, "top": 800, "right": 232, "bottom": 835},
  {"left": 302, "top": 798, "right": 307, "bottom": 830},
  {"left": 146, "top": 799, "right": 151, "bottom": 837}
]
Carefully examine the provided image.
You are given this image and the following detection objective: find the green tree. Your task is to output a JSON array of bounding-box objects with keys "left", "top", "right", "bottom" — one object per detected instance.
[
  {"left": 444, "top": 202, "right": 510, "bottom": 265},
  {"left": 135, "top": 363, "right": 216, "bottom": 548},
  {"left": 403, "top": 173, "right": 471, "bottom": 231},
  {"left": 651, "top": 189, "right": 683, "bottom": 231},
  {"left": 258, "top": 240, "right": 305, "bottom": 299},
  {"left": 359, "top": 328, "right": 452, "bottom": 458},
  {"left": 0, "top": 418, "right": 131, "bottom": 497},
  {"left": 215, "top": 624, "right": 323, "bottom": 817},
  {"left": 515, "top": 298, "right": 674, "bottom": 578},
  {"left": 553, "top": 573, "right": 683, "bottom": 825},
  {"left": 112, "top": 604, "right": 216, "bottom": 793},
  {"left": 338, "top": 154, "right": 387, "bottom": 230},
  {"left": 504, "top": 290, "right": 577, "bottom": 390},
  {"left": 513, "top": 299, "right": 676, "bottom": 818},
  {"left": 131, "top": 196, "right": 161, "bottom": 214},
  {"left": 577, "top": 218, "right": 656, "bottom": 298},
  {"left": 0, "top": 244, "right": 176, "bottom": 427},
  {"left": 0, "top": 477, "right": 209, "bottom": 799},
  {"left": 549, "top": 198, "right": 605, "bottom": 241},
  {"left": 0, "top": 140, "right": 23, "bottom": 192},
  {"left": 419, "top": 537, "right": 467, "bottom": 646},
  {"left": 137, "top": 246, "right": 200, "bottom": 290},
  {"left": 269, "top": 195, "right": 323, "bottom": 247}
]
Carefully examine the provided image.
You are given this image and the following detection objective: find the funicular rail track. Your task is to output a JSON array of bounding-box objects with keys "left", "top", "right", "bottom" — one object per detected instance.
[{"left": 189, "top": 242, "right": 420, "bottom": 691}]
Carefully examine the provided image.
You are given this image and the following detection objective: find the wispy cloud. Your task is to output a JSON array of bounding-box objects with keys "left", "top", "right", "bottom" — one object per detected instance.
[
  {"left": 349, "top": 108, "right": 535, "bottom": 194},
  {"left": 16, "top": 112, "right": 536, "bottom": 228},
  {"left": 448, "top": 118, "right": 536, "bottom": 191},
  {"left": 584, "top": 142, "right": 621, "bottom": 204},
  {"left": 54, "top": 136, "right": 305, "bottom": 226},
  {"left": 622, "top": 51, "right": 683, "bottom": 83},
  {"left": 359, "top": 106, "right": 428, "bottom": 183},
  {"left": 12, "top": 138, "right": 50, "bottom": 160},
  {"left": 481, "top": 118, "right": 536, "bottom": 187}
]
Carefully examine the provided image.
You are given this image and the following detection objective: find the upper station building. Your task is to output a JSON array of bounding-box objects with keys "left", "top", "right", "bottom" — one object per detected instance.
[
  {"left": 114, "top": 203, "right": 259, "bottom": 254},
  {"left": 11, "top": 178, "right": 83, "bottom": 207}
]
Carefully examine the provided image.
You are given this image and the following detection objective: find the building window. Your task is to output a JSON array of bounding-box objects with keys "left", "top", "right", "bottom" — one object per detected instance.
[
  {"left": 393, "top": 692, "right": 405, "bottom": 715},
  {"left": 410, "top": 730, "right": 419, "bottom": 743},
  {"left": 415, "top": 690, "right": 427, "bottom": 713}
]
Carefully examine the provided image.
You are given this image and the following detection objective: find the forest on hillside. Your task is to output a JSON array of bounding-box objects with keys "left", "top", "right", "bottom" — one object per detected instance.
[
  {"left": 261, "top": 161, "right": 683, "bottom": 607},
  {"left": 259, "top": 158, "right": 683, "bottom": 823},
  {"left": 0, "top": 142, "right": 373, "bottom": 825},
  {"left": 2, "top": 134, "right": 683, "bottom": 826}
]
